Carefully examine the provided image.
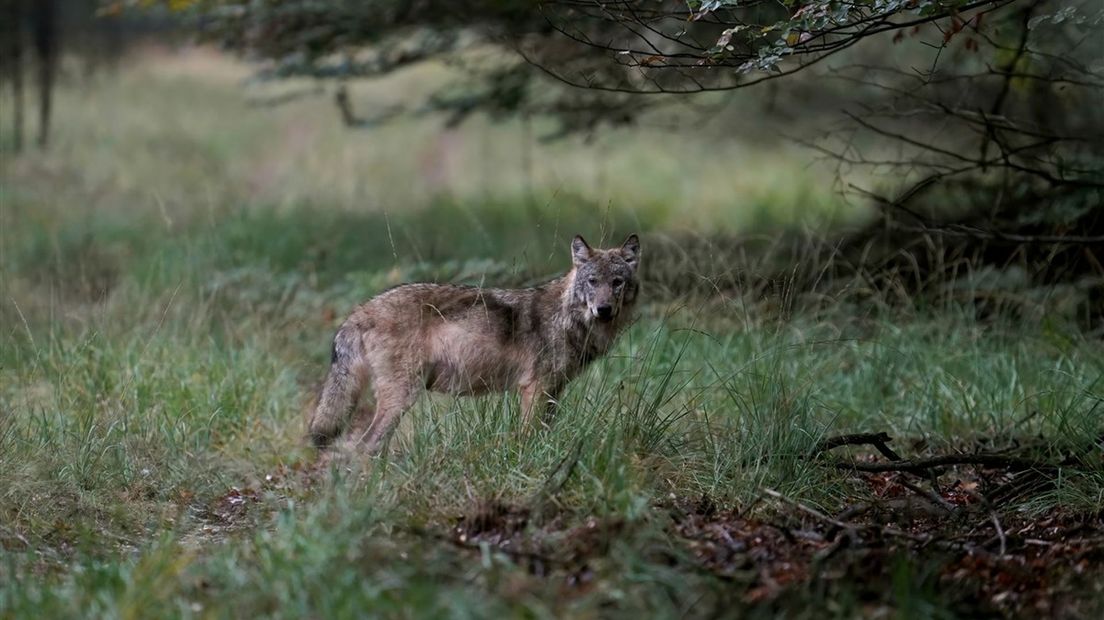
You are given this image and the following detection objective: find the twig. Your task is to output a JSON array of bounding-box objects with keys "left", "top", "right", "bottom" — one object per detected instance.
[
  {"left": 889, "top": 222, "right": 1104, "bottom": 245},
  {"left": 813, "top": 432, "right": 902, "bottom": 461},
  {"left": 762, "top": 489, "right": 859, "bottom": 534},
  {"left": 989, "top": 469, "right": 1051, "bottom": 504},
  {"left": 401, "top": 525, "right": 562, "bottom": 569},
  {"left": 529, "top": 439, "right": 584, "bottom": 518},
  {"left": 991, "top": 512, "right": 1007, "bottom": 557},
  {"left": 765, "top": 490, "right": 944, "bottom": 546},
  {"left": 963, "top": 487, "right": 1012, "bottom": 558},
  {"left": 824, "top": 503, "right": 872, "bottom": 542},
  {"left": 0, "top": 524, "right": 31, "bottom": 550},
  {"left": 896, "top": 477, "right": 956, "bottom": 515},
  {"left": 812, "top": 528, "right": 855, "bottom": 563}
]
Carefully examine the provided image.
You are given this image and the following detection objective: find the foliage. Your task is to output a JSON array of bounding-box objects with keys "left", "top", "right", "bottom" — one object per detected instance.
[
  {"left": 130, "top": 1, "right": 1027, "bottom": 130},
  {"left": 152, "top": 1, "right": 1019, "bottom": 82},
  {"left": 133, "top": 0, "right": 1104, "bottom": 256}
]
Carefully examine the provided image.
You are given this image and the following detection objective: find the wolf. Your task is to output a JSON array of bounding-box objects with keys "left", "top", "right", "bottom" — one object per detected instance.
[{"left": 308, "top": 234, "right": 642, "bottom": 455}]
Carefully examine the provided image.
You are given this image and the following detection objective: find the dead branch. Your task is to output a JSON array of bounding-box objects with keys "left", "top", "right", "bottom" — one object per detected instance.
[
  {"left": 812, "top": 432, "right": 1083, "bottom": 477},
  {"left": 888, "top": 223, "right": 1104, "bottom": 245},
  {"left": 812, "top": 432, "right": 902, "bottom": 461},
  {"left": 832, "top": 453, "right": 1052, "bottom": 474}
]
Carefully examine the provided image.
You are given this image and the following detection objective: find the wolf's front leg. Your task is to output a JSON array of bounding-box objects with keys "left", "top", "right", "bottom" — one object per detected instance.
[{"left": 520, "top": 381, "right": 562, "bottom": 431}]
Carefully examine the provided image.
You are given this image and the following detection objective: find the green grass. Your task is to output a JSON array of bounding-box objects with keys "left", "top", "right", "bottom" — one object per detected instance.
[{"left": 2, "top": 50, "right": 1102, "bottom": 618}]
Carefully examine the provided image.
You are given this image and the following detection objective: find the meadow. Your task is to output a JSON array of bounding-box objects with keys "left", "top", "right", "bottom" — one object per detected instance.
[{"left": 1, "top": 48, "right": 1102, "bottom": 618}]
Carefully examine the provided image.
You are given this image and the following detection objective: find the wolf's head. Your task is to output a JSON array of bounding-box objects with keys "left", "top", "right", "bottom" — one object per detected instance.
[{"left": 569, "top": 234, "right": 641, "bottom": 324}]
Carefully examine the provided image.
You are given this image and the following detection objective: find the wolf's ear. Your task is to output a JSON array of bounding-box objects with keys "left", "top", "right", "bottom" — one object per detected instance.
[
  {"left": 620, "top": 234, "right": 641, "bottom": 270},
  {"left": 571, "top": 235, "right": 592, "bottom": 267}
]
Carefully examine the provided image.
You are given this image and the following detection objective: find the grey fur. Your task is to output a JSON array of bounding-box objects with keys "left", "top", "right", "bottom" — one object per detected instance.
[{"left": 308, "top": 234, "right": 642, "bottom": 455}]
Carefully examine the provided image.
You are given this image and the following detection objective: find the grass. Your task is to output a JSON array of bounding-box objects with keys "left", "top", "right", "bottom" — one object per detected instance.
[{"left": 1, "top": 48, "right": 1103, "bottom": 618}]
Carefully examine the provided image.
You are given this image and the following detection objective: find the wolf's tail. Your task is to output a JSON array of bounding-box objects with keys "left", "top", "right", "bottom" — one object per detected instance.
[{"left": 309, "top": 325, "right": 367, "bottom": 448}]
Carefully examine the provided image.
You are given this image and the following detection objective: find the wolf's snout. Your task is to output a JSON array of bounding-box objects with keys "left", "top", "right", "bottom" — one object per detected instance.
[{"left": 596, "top": 305, "right": 614, "bottom": 321}]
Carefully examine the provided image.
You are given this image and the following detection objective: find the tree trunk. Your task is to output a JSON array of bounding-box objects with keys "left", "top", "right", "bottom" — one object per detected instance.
[
  {"left": 1, "top": 0, "right": 25, "bottom": 152},
  {"left": 31, "top": 0, "right": 57, "bottom": 149},
  {"left": 12, "top": 27, "right": 24, "bottom": 152}
]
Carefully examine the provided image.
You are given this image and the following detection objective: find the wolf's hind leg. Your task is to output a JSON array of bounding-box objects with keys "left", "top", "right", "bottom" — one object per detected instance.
[
  {"left": 345, "top": 402, "right": 376, "bottom": 439},
  {"left": 308, "top": 328, "right": 367, "bottom": 448}
]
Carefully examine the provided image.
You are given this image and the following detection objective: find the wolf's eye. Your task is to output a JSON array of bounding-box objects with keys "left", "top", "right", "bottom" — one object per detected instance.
[
  {"left": 587, "top": 277, "right": 599, "bottom": 285},
  {"left": 612, "top": 278, "right": 623, "bottom": 287}
]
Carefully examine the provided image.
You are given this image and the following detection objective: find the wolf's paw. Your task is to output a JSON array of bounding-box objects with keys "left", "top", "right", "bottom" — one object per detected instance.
[{"left": 308, "top": 429, "right": 335, "bottom": 450}]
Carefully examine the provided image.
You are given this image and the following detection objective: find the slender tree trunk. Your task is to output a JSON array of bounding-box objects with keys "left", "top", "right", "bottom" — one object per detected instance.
[
  {"left": 12, "top": 28, "right": 24, "bottom": 152},
  {"left": 31, "top": 0, "right": 57, "bottom": 149},
  {"left": 1, "top": 0, "right": 25, "bottom": 152}
]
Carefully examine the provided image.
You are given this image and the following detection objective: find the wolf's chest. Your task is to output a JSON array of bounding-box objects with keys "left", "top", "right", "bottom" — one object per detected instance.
[{"left": 558, "top": 324, "right": 616, "bottom": 374}]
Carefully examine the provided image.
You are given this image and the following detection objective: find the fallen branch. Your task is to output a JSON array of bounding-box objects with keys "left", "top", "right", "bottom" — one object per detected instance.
[
  {"left": 814, "top": 432, "right": 1072, "bottom": 474},
  {"left": 832, "top": 453, "right": 1051, "bottom": 474},
  {"left": 813, "top": 432, "right": 902, "bottom": 461}
]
